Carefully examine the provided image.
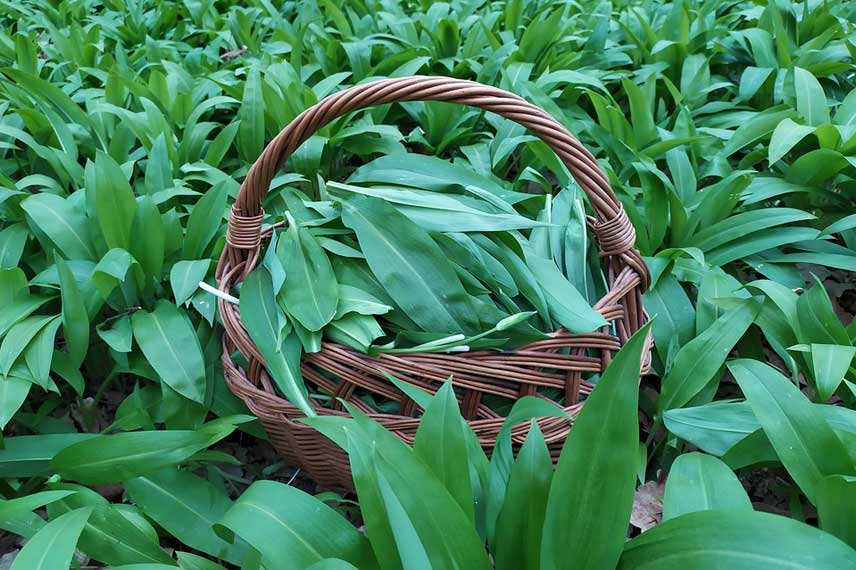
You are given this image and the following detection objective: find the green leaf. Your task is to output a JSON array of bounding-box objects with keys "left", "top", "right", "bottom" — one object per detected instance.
[
  {"left": 125, "top": 468, "right": 247, "bottom": 564},
  {"left": 335, "top": 284, "right": 392, "bottom": 318},
  {"left": 239, "top": 267, "right": 314, "bottom": 416},
  {"left": 132, "top": 301, "right": 206, "bottom": 403},
  {"left": 348, "top": 153, "right": 526, "bottom": 204},
  {"left": 329, "top": 181, "right": 545, "bottom": 232},
  {"left": 413, "top": 382, "right": 474, "bottom": 522},
  {"left": 540, "top": 322, "right": 652, "bottom": 570},
  {"left": 0, "top": 433, "right": 97, "bottom": 478},
  {"left": 97, "top": 314, "right": 133, "bottom": 353},
  {"left": 47, "top": 484, "right": 174, "bottom": 566},
  {"left": 0, "top": 377, "right": 31, "bottom": 429},
  {"left": 237, "top": 67, "right": 264, "bottom": 161},
  {"left": 276, "top": 217, "right": 339, "bottom": 331},
  {"left": 617, "top": 510, "right": 856, "bottom": 569},
  {"left": 0, "top": 490, "right": 75, "bottom": 525},
  {"left": 768, "top": 118, "right": 816, "bottom": 164},
  {"left": 21, "top": 193, "right": 97, "bottom": 260},
  {"left": 325, "top": 313, "right": 383, "bottom": 352},
  {"left": 0, "top": 223, "right": 28, "bottom": 268},
  {"left": 10, "top": 507, "right": 91, "bottom": 570},
  {"left": 94, "top": 152, "right": 137, "bottom": 250},
  {"left": 728, "top": 359, "right": 855, "bottom": 503},
  {"left": 131, "top": 196, "right": 166, "bottom": 279},
  {"left": 796, "top": 281, "right": 851, "bottom": 346},
  {"left": 183, "top": 180, "right": 229, "bottom": 260},
  {"left": 811, "top": 343, "right": 856, "bottom": 402},
  {"left": 177, "top": 552, "right": 228, "bottom": 570},
  {"left": 793, "top": 67, "right": 830, "bottom": 126},
  {"left": 216, "top": 480, "right": 377, "bottom": 570},
  {"left": 662, "top": 452, "right": 752, "bottom": 520},
  {"left": 522, "top": 244, "right": 607, "bottom": 333},
  {"left": 50, "top": 422, "right": 237, "bottom": 485},
  {"left": 663, "top": 401, "right": 759, "bottom": 456},
  {"left": 659, "top": 299, "right": 759, "bottom": 412},
  {"left": 485, "top": 397, "right": 568, "bottom": 543},
  {"left": 494, "top": 422, "right": 552, "bottom": 570},
  {"left": 306, "top": 409, "right": 491, "bottom": 570},
  {"left": 0, "top": 315, "right": 58, "bottom": 377},
  {"left": 341, "top": 195, "right": 478, "bottom": 334},
  {"left": 58, "top": 256, "right": 89, "bottom": 368},
  {"left": 170, "top": 259, "right": 210, "bottom": 305},
  {"left": 817, "top": 475, "right": 856, "bottom": 549}
]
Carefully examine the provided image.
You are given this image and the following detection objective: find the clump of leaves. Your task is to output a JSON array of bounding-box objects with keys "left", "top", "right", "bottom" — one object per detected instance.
[{"left": 237, "top": 159, "right": 608, "bottom": 415}]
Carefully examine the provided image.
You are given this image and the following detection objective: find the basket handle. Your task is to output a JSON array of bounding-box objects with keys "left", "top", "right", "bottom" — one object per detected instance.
[{"left": 225, "top": 75, "right": 648, "bottom": 288}]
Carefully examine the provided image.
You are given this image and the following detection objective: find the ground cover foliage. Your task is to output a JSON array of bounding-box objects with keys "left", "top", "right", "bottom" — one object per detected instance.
[{"left": 1, "top": 0, "right": 856, "bottom": 567}]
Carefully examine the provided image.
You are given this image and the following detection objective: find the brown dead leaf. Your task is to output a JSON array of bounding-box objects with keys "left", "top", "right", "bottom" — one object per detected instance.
[{"left": 630, "top": 480, "right": 664, "bottom": 532}]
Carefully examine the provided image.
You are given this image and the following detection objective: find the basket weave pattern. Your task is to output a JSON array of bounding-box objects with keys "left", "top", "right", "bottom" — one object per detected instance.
[{"left": 215, "top": 76, "right": 650, "bottom": 490}]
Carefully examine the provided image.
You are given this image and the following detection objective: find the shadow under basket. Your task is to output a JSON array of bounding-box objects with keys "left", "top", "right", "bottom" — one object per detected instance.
[{"left": 215, "top": 75, "right": 651, "bottom": 491}]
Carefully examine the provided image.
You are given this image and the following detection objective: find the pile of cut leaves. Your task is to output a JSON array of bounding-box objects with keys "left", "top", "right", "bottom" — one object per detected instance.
[{"left": 237, "top": 154, "right": 608, "bottom": 413}]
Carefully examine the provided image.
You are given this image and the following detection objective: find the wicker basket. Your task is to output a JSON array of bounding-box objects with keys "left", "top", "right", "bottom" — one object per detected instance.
[{"left": 215, "top": 76, "right": 651, "bottom": 490}]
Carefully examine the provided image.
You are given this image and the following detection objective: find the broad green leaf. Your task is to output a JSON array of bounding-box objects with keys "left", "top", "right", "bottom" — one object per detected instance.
[
  {"left": 0, "top": 490, "right": 75, "bottom": 525},
  {"left": 689, "top": 208, "right": 814, "bottom": 253},
  {"left": 170, "top": 259, "right": 210, "bottom": 305},
  {"left": 131, "top": 196, "right": 166, "bottom": 279},
  {"left": 768, "top": 118, "right": 815, "bottom": 164},
  {"left": 178, "top": 552, "right": 229, "bottom": 570},
  {"left": 662, "top": 452, "right": 751, "bottom": 520},
  {"left": 663, "top": 401, "right": 760, "bottom": 455},
  {"left": 485, "top": 397, "right": 568, "bottom": 543},
  {"left": 132, "top": 301, "right": 206, "bottom": 403},
  {"left": 306, "top": 409, "right": 492, "bottom": 570},
  {"left": 0, "top": 223, "right": 28, "bottom": 268},
  {"left": 728, "top": 359, "right": 855, "bottom": 503},
  {"left": 276, "top": 215, "right": 339, "bottom": 331},
  {"left": 21, "top": 193, "right": 96, "bottom": 260},
  {"left": 335, "top": 284, "right": 392, "bottom": 318},
  {"left": 796, "top": 281, "right": 851, "bottom": 346},
  {"left": 522, "top": 244, "right": 607, "bottom": 333},
  {"left": 10, "top": 507, "right": 91, "bottom": 570},
  {"left": 618, "top": 510, "right": 856, "bottom": 569},
  {"left": 811, "top": 343, "right": 856, "bottom": 402},
  {"left": 51, "top": 422, "right": 237, "bottom": 484},
  {"left": 0, "top": 433, "right": 97, "bottom": 478},
  {"left": 494, "top": 422, "right": 552, "bottom": 570},
  {"left": 329, "top": 181, "right": 544, "bottom": 232},
  {"left": 0, "top": 377, "right": 31, "bottom": 429},
  {"left": 183, "top": 180, "right": 229, "bottom": 260},
  {"left": 341, "top": 195, "right": 478, "bottom": 334},
  {"left": 413, "top": 382, "right": 474, "bottom": 522},
  {"left": 817, "top": 475, "right": 856, "bottom": 549},
  {"left": 58, "top": 256, "right": 89, "bottom": 368},
  {"left": 348, "top": 153, "right": 526, "bottom": 204},
  {"left": 659, "top": 299, "right": 759, "bottom": 411},
  {"left": 540, "top": 322, "right": 652, "bottom": 570},
  {"left": 642, "top": 272, "right": 694, "bottom": 363},
  {"left": 47, "top": 483, "right": 173, "bottom": 566},
  {"left": 0, "top": 315, "right": 58, "bottom": 377},
  {"left": 216, "top": 480, "right": 377, "bottom": 570},
  {"left": 125, "top": 468, "right": 247, "bottom": 564},
  {"left": 240, "top": 267, "right": 314, "bottom": 416},
  {"left": 94, "top": 152, "right": 137, "bottom": 250},
  {"left": 97, "top": 314, "right": 133, "bottom": 353},
  {"left": 325, "top": 313, "right": 383, "bottom": 352},
  {"left": 793, "top": 67, "right": 830, "bottom": 126},
  {"left": 237, "top": 67, "right": 264, "bottom": 161}
]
